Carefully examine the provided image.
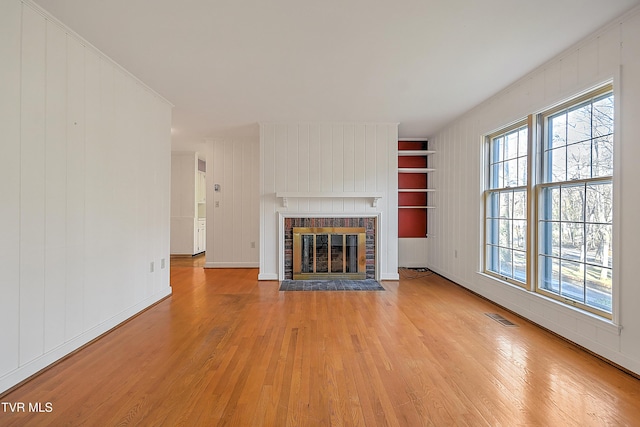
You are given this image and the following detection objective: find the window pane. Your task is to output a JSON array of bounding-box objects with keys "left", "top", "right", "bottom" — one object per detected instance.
[
  {"left": 586, "top": 182, "right": 612, "bottom": 224},
  {"left": 539, "top": 256, "right": 559, "bottom": 293},
  {"left": 486, "top": 219, "right": 499, "bottom": 245},
  {"left": 518, "top": 128, "right": 528, "bottom": 156},
  {"left": 490, "top": 162, "right": 502, "bottom": 189},
  {"left": 593, "top": 95, "right": 614, "bottom": 138},
  {"left": 561, "top": 222, "right": 584, "bottom": 262},
  {"left": 499, "top": 248, "right": 512, "bottom": 277},
  {"left": 499, "top": 219, "right": 512, "bottom": 247},
  {"left": 566, "top": 141, "right": 592, "bottom": 180},
  {"left": 539, "top": 221, "right": 560, "bottom": 257},
  {"left": 505, "top": 131, "right": 519, "bottom": 160},
  {"left": 513, "top": 190, "right": 526, "bottom": 219},
  {"left": 487, "top": 192, "right": 500, "bottom": 218},
  {"left": 567, "top": 103, "right": 592, "bottom": 144},
  {"left": 592, "top": 135, "right": 613, "bottom": 177},
  {"left": 514, "top": 251, "right": 526, "bottom": 282},
  {"left": 492, "top": 136, "right": 504, "bottom": 162},
  {"left": 549, "top": 113, "right": 567, "bottom": 149},
  {"left": 517, "top": 157, "right": 528, "bottom": 186},
  {"left": 586, "top": 265, "right": 612, "bottom": 312},
  {"left": 548, "top": 147, "right": 566, "bottom": 182},
  {"left": 504, "top": 159, "right": 518, "bottom": 187},
  {"left": 500, "top": 192, "right": 512, "bottom": 218},
  {"left": 487, "top": 245, "right": 499, "bottom": 273},
  {"left": 561, "top": 185, "right": 584, "bottom": 222},
  {"left": 513, "top": 220, "right": 526, "bottom": 250},
  {"left": 497, "top": 162, "right": 505, "bottom": 189},
  {"left": 560, "top": 259, "right": 585, "bottom": 302},
  {"left": 540, "top": 187, "right": 560, "bottom": 221},
  {"left": 586, "top": 223, "right": 612, "bottom": 268}
]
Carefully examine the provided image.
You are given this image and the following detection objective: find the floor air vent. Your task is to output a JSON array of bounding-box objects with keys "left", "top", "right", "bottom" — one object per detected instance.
[{"left": 485, "top": 313, "right": 518, "bottom": 327}]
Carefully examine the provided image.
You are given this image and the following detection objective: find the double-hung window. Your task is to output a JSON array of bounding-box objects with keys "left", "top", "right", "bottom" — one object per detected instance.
[
  {"left": 485, "top": 122, "right": 529, "bottom": 285},
  {"left": 483, "top": 84, "right": 614, "bottom": 318},
  {"left": 538, "top": 87, "right": 613, "bottom": 316}
]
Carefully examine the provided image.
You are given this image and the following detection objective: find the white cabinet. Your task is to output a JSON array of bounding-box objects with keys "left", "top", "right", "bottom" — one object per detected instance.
[{"left": 195, "top": 219, "right": 206, "bottom": 254}]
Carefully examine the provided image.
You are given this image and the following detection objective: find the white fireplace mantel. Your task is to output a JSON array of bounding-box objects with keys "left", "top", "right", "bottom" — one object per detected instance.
[{"left": 275, "top": 192, "right": 384, "bottom": 208}]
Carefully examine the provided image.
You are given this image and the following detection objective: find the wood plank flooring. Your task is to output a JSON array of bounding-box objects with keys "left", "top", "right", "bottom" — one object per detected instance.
[{"left": 1, "top": 256, "right": 639, "bottom": 426}]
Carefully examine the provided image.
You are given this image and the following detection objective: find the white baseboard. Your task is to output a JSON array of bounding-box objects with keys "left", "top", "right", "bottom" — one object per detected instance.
[
  {"left": 0, "top": 287, "right": 172, "bottom": 395},
  {"left": 399, "top": 263, "right": 429, "bottom": 269},
  {"left": 258, "top": 273, "right": 279, "bottom": 280},
  {"left": 380, "top": 273, "right": 400, "bottom": 281},
  {"left": 204, "top": 262, "right": 259, "bottom": 268}
]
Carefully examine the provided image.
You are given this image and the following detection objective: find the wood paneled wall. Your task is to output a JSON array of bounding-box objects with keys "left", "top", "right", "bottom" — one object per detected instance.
[
  {"left": 205, "top": 137, "right": 260, "bottom": 267},
  {"left": 0, "top": 0, "right": 172, "bottom": 393},
  {"left": 427, "top": 6, "right": 640, "bottom": 375},
  {"left": 259, "top": 123, "right": 399, "bottom": 280}
]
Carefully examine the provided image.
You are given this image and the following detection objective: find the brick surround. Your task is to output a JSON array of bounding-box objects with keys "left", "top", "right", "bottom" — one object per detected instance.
[{"left": 284, "top": 217, "right": 376, "bottom": 280}]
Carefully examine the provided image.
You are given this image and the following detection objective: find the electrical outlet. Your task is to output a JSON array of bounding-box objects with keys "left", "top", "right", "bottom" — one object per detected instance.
[
  {"left": 161, "top": 258, "right": 166, "bottom": 269},
  {"left": 150, "top": 261, "right": 155, "bottom": 273},
  {"left": 454, "top": 249, "right": 458, "bottom": 259},
  {"left": 251, "top": 241, "right": 256, "bottom": 248},
  {"left": 215, "top": 201, "right": 220, "bottom": 208}
]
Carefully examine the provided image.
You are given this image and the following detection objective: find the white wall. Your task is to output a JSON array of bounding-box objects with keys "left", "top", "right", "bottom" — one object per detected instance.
[
  {"left": 205, "top": 137, "right": 260, "bottom": 268},
  {"left": 0, "top": 0, "right": 172, "bottom": 393},
  {"left": 399, "top": 238, "right": 429, "bottom": 268},
  {"left": 259, "top": 123, "right": 399, "bottom": 281},
  {"left": 170, "top": 151, "right": 197, "bottom": 255},
  {"left": 427, "top": 6, "right": 640, "bottom": 375}
]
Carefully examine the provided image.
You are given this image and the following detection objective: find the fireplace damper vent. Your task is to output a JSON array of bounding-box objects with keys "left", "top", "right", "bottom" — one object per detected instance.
[{"left": 293, "top": 227, "right": 366, "bottom": 280}]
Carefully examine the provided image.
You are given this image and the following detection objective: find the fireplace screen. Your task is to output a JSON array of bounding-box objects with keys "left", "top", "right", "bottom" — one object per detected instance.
[{"left": 293, "top": 227, "right": 366, "bottom": 279}]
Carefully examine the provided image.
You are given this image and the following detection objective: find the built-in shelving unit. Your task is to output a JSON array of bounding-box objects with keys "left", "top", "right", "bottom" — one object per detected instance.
[{"left": 398, "top": 140, "right": 434, "bottom": 237}]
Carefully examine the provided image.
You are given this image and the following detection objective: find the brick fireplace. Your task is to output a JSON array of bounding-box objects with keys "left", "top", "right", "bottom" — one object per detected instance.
[{"left": 283, "top": 217, "right": 376, "bottom": 280}]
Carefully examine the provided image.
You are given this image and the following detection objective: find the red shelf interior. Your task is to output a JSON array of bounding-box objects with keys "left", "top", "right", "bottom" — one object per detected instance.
[
  {"left": 398, "top": 141, "right": 429, "bottom": 238},
  {"left": 398, "top": 209, "right": 427, "bottom": 238}
]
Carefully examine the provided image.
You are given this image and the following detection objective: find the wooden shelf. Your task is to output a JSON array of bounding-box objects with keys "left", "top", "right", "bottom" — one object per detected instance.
[
  {"left": 398, "top": 150, "right": 436, "bottom": 156},
  {"left": 398, "top": 188, "right": 436, "bottom": 193},
  {"left": 398, "top": 168, "right": 435, "bottom": 173},
  {"left": 399, "top": 206, "right": 436, "bottom": 209}
]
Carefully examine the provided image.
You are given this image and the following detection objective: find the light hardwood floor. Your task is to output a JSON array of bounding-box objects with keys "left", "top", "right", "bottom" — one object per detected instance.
[{"left": 1, "top": 256, "right": 639, "bottom": 426}]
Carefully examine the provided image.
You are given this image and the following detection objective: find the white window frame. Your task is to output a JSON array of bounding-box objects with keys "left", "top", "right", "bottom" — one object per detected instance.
[
  {"left": 535, "top": 84, "right": 614, "bottom": 319},
  {"left": 483, "top": 119, "right": 531, "bottom": 287}
]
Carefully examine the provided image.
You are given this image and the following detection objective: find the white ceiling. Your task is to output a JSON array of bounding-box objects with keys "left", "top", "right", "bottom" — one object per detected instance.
[{"left": 34, "top": 0, "right": 640, "bottom": 148}]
